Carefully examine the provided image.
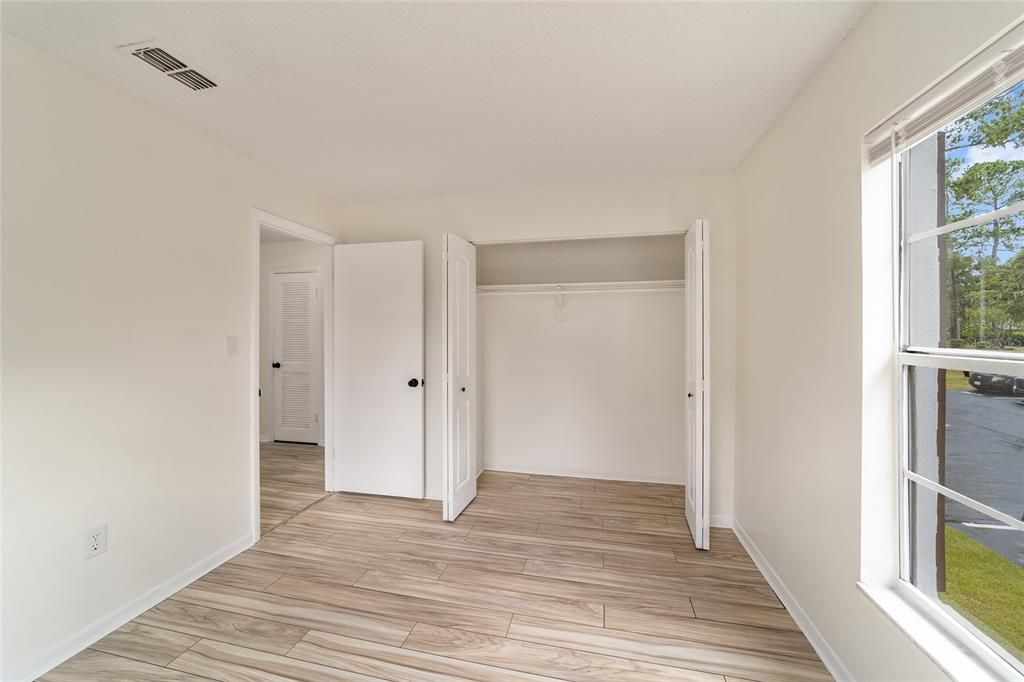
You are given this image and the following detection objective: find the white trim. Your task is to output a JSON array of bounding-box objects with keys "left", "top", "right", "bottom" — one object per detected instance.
[
  {"left": 481, "top": 465, "right": 683, "bottom": 486},
  {"left": 253, "top": 208, "right": 336, "bottom": 246},
  {"left": 860, "top": 581, "right": 1024, "bottom": 682},
  {"left": 709, "top": 515, "right": 733, "bottom": 529},
  {"left": 907, "top": 200, "right": 1024, "bottom": 244},
  {"left": 905, "top": 471, "right": 1024, "bottom": 532},
  {"left": 10, "top": 534, "right": 252, "bottom": 682},
  {"left": 899, "top": 350, "right": 1024, "bottom": 375},
  {"left": 471, "top": 229, "right": 688, "bottom": 246},
  {"left": 733, "top": 520, "right": 855, "bottom": 682},
  {"left": 477, "top": 280, "right": 684, "bottom": 295},
  {"left": 249, "top": 209, "right": 338, "bottom": 541},
  {"left": 259, "top": 433, "right": 273, "bottom": 443}
]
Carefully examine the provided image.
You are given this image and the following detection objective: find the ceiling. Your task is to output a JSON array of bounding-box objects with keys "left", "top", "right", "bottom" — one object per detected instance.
[{"left": 3, "top": 1, "right": 866, "bottom": 202}]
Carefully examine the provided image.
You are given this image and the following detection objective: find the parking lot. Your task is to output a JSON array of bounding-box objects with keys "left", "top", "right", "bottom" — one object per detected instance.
[{"left": 945, "top": 389, "right": 1024, "bottom": 567}]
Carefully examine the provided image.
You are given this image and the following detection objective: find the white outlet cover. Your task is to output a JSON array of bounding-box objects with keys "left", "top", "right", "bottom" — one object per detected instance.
[
  {"left": 84, "top": 523, "right": 108, "bottom": 560},
  {"left": 225, "top": 335, "right": 239, "bottom": 358}
]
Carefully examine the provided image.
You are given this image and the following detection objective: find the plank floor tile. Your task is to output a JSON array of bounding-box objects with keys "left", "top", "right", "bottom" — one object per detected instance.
[
  {"left": 89, "top": 622, "right": 200, "bottom": 667},
  {"left": 356, "top": 568, "right": 605, "bottom": 626},
  {"left": 40, "top": 649, "right": 207, "bottom": 681},
  {"left": 44, "top": 471, "right": 829, "bottom": 681},
  {"left": 168, "top": 638, "right": 384, "bottom": 681},
  {"left": 404, "top": 622, "right": 725, "bottom": 682},
  {"left": 135, "top": 599, "right": 308, "bottom": 655},
  {"left": 265, "top": 575, "right": 513, "bottom": 636},
  {"left": 290, "top": 629, "right": 553, "bottom": 682},
  {"left": 507, "top": 616, "right": 832, "bottom": 682}
]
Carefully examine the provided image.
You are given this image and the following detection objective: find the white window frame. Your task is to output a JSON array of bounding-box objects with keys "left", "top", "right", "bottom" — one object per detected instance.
[{"left": 859, "top": 18, "right": 1024, "bottom": 682}]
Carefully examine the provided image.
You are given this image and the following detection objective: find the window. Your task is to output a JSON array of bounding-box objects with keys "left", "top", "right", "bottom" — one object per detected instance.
[{"left": 897, "top": 78, "right": 1024, "bottom": 676}]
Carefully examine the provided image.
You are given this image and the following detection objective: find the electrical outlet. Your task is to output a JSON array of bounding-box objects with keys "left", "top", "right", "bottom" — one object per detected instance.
[{"left": 84, "top": 524, "right": 107, "bottom": 560}]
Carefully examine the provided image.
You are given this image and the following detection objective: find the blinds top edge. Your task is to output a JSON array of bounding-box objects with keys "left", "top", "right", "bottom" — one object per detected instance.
[{"left": 864, "top": 17, "right": 1024, "bottom": 161}]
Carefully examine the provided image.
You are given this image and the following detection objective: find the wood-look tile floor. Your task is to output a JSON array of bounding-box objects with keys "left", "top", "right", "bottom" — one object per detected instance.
[
  {"left": 259, "top": 441, "right": 329, "bottom": 535},
  {"left": 44, "top": 471, "right": 831, "bottom": 682}
]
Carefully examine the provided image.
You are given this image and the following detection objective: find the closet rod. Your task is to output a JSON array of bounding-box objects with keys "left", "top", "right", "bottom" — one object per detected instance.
[{"left": 476, "top": 279, "right": 684, "bottom": 295}]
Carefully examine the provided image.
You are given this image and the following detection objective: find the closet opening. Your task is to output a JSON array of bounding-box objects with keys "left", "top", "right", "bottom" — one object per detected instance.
[{"left": 442, "top": 223, "right": 710, "bottom": 549}]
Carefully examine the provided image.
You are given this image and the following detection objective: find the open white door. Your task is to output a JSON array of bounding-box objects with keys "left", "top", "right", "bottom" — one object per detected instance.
[
  {"left": 442, "top": 234, "right": 478, "bottom": 521},
  {"left": 684, "top": 219, "right": 710, "bottom": 550},
  {"left": 270, "top": 271, "right": 321, "bottom": 444},
  {"left": 332, "top": 241, "right": 424, "bottom": 498}
]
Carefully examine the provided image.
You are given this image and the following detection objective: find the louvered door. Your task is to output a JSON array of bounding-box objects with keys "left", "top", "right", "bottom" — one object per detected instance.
[{"left": 271, "top": 271, "right": 320, "bottom": 444}]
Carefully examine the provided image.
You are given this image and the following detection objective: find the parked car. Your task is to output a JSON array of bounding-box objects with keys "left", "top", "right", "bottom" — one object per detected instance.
[{"left": 968, "top": 372, "right": 1024, "bottom": 396}]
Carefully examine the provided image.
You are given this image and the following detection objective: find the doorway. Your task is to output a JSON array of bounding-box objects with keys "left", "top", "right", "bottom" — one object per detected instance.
[
  {"left": 250, "top": 209, "right": 337, "bottom": 540},
  {"left": 441, "top": 221, "right": 711, "bottom": 549}
]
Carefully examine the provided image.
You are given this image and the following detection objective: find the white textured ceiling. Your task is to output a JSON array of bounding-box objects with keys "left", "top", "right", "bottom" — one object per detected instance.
[{"left": 3, "top": 1, "right": 865, "bottom": 202}]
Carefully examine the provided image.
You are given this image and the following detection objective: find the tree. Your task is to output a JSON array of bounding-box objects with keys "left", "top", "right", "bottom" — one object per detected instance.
[
  {"left": 940, "top": 83, "right": 1024, "bottom": 347},
  {"left": 945, "top": 84, "right": 1024, "bottom": 153}
]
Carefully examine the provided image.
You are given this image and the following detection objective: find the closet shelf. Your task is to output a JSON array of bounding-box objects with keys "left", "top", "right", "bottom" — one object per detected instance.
[{"left": 476, "top": 279, "right": 684, "bottom": 295}]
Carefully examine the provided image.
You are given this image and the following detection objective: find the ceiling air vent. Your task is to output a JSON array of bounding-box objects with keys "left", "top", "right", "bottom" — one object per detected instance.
[
  {"left": 117, "top": 40, "right": 218, "bottom": 92},
  {"left": 168, "top": 69, "right": 217, "bottom": 91},
  {"left": 132, "top": 47, "right": 186, "bottom": 73}
]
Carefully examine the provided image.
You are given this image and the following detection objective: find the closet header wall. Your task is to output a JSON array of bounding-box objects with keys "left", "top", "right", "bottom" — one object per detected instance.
[{"left": 476, "top": 234, "right": 685, "bottom": 286}]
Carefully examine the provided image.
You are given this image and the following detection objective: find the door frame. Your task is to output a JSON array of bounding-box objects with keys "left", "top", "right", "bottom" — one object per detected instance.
[
  {"left": 267, "top": 266, "right": 324, "bottom": 445},
  {"left": 442, "top": 222, "right": 710, "bottom": 539},
  {"left": 249, "top": 208, "right": 337, "bottom": 542}
]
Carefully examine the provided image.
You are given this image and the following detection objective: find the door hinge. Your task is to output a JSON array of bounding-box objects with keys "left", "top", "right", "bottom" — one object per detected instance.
[{"left": 315, "top": 414, "right": 319, "bottom": 424}]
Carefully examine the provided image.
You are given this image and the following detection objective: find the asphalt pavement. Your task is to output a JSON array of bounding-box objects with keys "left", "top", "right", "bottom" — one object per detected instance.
[{"left": 944, "top": 389, "right": 1024, "bottom": 567}]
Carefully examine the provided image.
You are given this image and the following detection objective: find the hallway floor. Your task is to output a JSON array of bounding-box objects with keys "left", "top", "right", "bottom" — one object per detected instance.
[{"left": 259, "top": 441, "right": 329, "bottom": 534}]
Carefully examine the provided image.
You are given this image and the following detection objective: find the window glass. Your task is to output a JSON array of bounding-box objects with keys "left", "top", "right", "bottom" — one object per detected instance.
[
  {"left": 943, "top": 81, "right": 1024, "bottom": 225},
  {"left": 900, "top": 76, "right": 1024, "bottom": 674},
  {"left": 909, "top": 483, "right": 1024, "bottom": 666},
  {"left": 907, "top": 366, "right": 1024, "bottom": 522}
]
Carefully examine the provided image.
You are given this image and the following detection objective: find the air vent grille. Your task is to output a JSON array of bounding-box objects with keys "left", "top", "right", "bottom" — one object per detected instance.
[
  {"left": 132, "top": 47, "right": 186, "bottom": 73},
  {"left": 168, "top": 69, "right": 217, "bottom": 91},
  {"left": 119, "top": 41, "right": 218, "bottom": 92}
]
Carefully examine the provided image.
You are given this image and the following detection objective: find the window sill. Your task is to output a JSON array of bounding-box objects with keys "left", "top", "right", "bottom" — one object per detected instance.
[{"left": 858, "top": 581, "right": 1022, "bottom": 682}]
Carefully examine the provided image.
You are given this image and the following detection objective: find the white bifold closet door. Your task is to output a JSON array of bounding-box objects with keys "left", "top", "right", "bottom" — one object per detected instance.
[
  {"left": 271, "top": 271, "right": 321, "bottom": 444},
  {"left": 684, "top": 219, "right": 710, "bottom": 550},
  {"left": 333, "top": 241, "right": 424, "bottom": 498},
  {"left": 442, "top": 234, "right": 478, "bottom": 521}
]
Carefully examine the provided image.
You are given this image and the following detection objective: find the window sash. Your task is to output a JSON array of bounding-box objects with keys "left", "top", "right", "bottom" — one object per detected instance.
[{"left": 905, "top": 201, "right": 1024, "bottom": 245}]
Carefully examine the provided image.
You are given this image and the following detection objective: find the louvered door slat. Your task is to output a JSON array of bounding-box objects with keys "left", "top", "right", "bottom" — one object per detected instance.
[{"left": 271, "top": 271, "right": 320, "bottom": 443}]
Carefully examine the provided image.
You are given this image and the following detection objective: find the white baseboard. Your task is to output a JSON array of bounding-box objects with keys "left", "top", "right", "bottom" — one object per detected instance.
[
  {"left": 259, "top": 434, "right": 273, "bottom": 443},
  {"left": 9, "top": 534, "right": 252, "bottom": 681},
  {"left": 733, "top": 520, "right": 853, "bottom": 682},
  {"left": 482, "top": 463, "right": 684, "bottom": 485},
  {"left": 710, "top": 514, "right": 733, "bottom": 528}
]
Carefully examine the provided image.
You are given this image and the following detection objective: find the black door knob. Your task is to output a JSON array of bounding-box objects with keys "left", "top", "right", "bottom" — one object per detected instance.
[
  {"left": 408, "top": 378, "right": 420, "bottom": 387},
  {"left": 272, "top": 362, "right": 281, "bottom": 369},
  {"left": 460, "top": 387, "right": 466, "bottom": 392},
  {"left": 687, "top": 392, "right": 694, "bottom": 398}
]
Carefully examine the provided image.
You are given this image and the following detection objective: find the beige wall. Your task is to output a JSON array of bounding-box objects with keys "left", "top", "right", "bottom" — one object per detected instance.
[
  {"left": 335, "top": 173, "right": 737, "bottom": 524},
  {"left": 259, "top": 239, "right": 332, "bottom": 443},
  {"left": 480, "top": 289, "right": 687, "bottom": 483},
  {"left": 733, "top": 3, "right": 1024, "bottom": 680},
  {"left": 1, "top": 34, "right": 336, "bottom": 679}
]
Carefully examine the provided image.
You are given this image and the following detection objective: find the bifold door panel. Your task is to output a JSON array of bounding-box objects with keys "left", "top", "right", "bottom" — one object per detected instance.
[
  {"left": 684, "top": 219, "right": 710, "bottom": 550},
  {"left": 333, "top": 241, "right": 424, "bottom": 498},
  {"left": 442, "top": 234, "right": 478, "bottom": 521}
]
